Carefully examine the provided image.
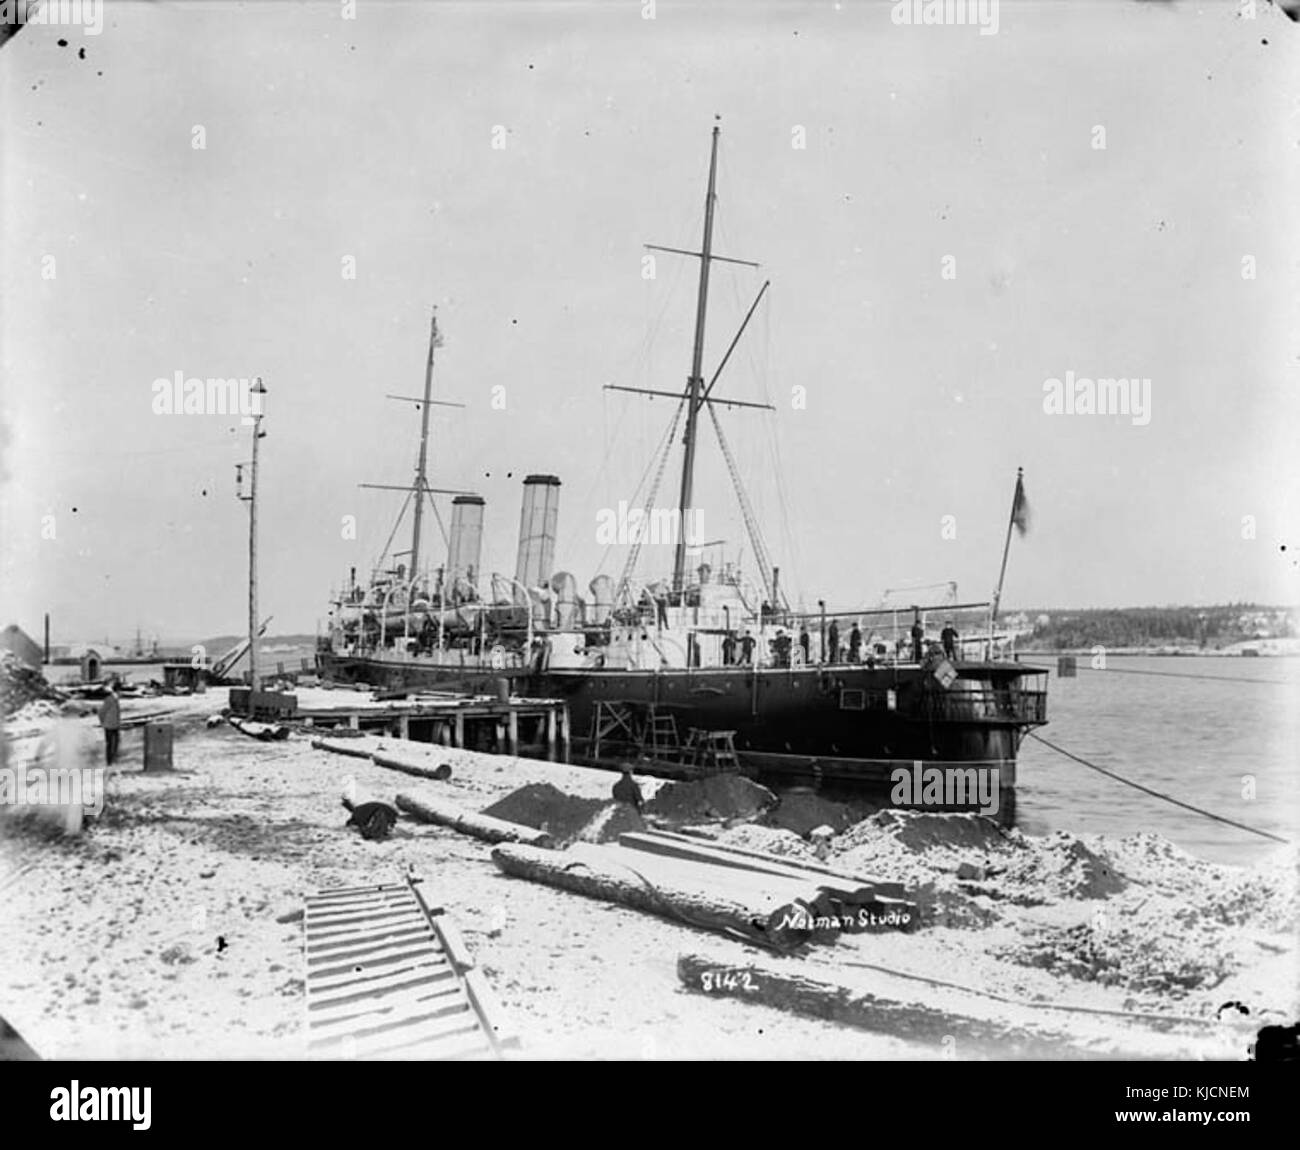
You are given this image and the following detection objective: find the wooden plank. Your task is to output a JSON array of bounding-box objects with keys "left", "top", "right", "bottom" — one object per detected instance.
[
  {"left": 645, "top": 828, "right": 907, "bottom": 897},
  {"left": 308, "top": 966, "right": 460, "bottom": 1012},
  {"left": 307, "top": 980, "right": 467, "bottom": 1041},
  {"left": 431, "top": 916, "right": 477, "bottom": 974},
  {"left": 463, "top": 967, "right": 522, "bottom": 1052}
]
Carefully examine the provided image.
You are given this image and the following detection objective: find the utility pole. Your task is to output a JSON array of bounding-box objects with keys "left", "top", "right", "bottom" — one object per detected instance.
[{"left": 237, "top": 378, "right": 268, "bottom": 692}]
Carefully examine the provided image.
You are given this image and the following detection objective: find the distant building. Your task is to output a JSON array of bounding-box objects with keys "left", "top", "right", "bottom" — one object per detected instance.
[{"left": 0, "top": 624, "right": 43, "bottom": 669}]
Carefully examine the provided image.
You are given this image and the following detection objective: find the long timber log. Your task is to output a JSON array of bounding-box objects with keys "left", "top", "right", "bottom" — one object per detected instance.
[
  {"left": 395, "top": 793, "right": 554, "bottom": 848},
  {"left": 310, "top": 736, "right": 375, "bottom": 760},
  {"left": 490, "top": 843, "right": 817, "bottom": 950},
  {"left": 675, "top": 954, "right": 1215, "bottom": 1060},
  {"left": 615, "top": 832, "right": 917, "bottom": 931},
  {"left": 372, "top": 750, "right": 454, "bottom": 782}
]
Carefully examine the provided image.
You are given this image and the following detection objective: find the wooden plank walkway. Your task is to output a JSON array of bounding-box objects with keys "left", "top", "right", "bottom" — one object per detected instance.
[{"left": 303, "top": 877, "right": 519, "bottom": 1061}]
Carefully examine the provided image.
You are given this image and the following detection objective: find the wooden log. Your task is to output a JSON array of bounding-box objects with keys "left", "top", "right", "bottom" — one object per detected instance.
[
  {"left": 491, "top": 843, "right": 815, "bottom": 950},
  {"left": 311, "top": 736, "right": 374, "bottom": 760},
  {"left": 617, "top": 832, "right": 916, "bottom": 930},
  {"left": 395, "top": 793, "right": 554, "bottom": 848},
  {"left": 372, "top": 750, "right": 453, "bottom": 782},
  {"left": 676, "top": 954, "right": 1096, "bottom": 1059}
]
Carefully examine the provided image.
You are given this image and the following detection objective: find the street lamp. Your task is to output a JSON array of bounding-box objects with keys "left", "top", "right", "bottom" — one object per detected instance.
[{"left": 236, "top": 378, "right": 267, "bottom": 693}]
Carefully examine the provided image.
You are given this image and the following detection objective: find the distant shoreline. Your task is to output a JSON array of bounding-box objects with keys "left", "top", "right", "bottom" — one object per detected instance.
[{"left": 1016, "top": 648, "right": 1298, "bottom": 659}]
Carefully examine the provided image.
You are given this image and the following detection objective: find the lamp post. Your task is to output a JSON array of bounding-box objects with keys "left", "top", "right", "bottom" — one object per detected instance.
[{"left": 236, "top": 378, "right": 267, "bottom": 692}]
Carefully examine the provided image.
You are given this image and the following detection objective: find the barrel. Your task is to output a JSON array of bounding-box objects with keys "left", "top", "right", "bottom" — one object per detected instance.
[
  {"left": 143, "top": 722, "right": 174, "bottom": 772},
  {"left": 494, "top": 677, "right": 510, "bottom": 703}
]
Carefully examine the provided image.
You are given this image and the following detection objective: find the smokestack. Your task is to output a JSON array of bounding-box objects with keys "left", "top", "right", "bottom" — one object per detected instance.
[
  {"left": 44, "top": 613, "right": 50, "bottom": 663},
  {"left": 515, "top": 474, "right": 561, "bottom": 589},
  {"left": 447, "top": 495, "right": 485, "bottom": 595},
  {"left": 551, "top": 572, "right": 578, "bottom": 630},
  {"left": 588, "top": 575, "right": 613, "bottom": 626}
]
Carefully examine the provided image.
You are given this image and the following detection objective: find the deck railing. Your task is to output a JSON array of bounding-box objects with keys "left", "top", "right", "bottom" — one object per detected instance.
[{"left": 921, "top": 689, "right": 1047, "bottom": 725}]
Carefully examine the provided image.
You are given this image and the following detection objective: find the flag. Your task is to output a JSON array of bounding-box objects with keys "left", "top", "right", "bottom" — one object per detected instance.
[{"left": 1011, "top": 473, "right": 1030, "bottom": 536}]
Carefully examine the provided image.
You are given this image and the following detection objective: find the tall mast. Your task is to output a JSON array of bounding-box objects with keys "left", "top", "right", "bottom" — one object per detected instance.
[
  {"left": 409, "top": 307, "right": 442, "bottom": 585},
  {"left": 672, "top": 125, "right": 721, "bottom": 595}
]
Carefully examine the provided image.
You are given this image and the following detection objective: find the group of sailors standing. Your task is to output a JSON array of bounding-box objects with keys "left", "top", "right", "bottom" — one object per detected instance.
[{"left": 716, "top": 610, "right": 961, "bottom": 669}]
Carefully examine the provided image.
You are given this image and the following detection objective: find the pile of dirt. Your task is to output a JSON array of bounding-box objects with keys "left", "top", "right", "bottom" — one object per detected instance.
[
  {"left": 483, "top": 782, "right": 603, "bottom": 841},
  {"left": 643, "top": 774, "right": 776, "bottom": 824},
  {"left": 997, "top": 917, "right": 1233, "bottom": 997},
  {"left": 575, "top": 802, "right": 646, "bottom": 845},
  {"left": 762, "top": 789, "right": 854, "bottom": 837},
  {"left": 850, "top": 809, "right": 1013, "bottom": 853},
  {"left": 995, "top": 833, "right": 1128, "bottom": 901},
  {"left": 482, "top": 782, "right": 645, "bottom": 847},
  {"left": 0, "top": 654, "right": 64, "bottom": 718}
]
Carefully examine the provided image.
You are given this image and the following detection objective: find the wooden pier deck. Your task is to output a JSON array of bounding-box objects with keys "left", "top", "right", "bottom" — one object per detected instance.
[{"left": 295, "top": 691, "right": 571, "bottom": 761}]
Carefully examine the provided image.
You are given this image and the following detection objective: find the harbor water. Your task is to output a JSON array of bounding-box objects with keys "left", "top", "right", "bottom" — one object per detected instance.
[{"left": 1015, "top": 655, "right": 1299, "bottom": 866}]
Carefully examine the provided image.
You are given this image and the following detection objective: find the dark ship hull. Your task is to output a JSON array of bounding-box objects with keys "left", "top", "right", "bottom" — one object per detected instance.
[{"left": 316, "top": 648, "right": 1047, "bottom": 802}]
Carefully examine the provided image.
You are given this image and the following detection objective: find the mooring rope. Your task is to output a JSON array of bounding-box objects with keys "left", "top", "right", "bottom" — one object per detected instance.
[{"left": 1027, "top": 732, "right": 1290, "bottom": 845}]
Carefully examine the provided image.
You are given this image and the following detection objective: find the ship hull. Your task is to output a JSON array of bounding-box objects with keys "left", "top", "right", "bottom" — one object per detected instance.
[{"left": 315, "top": 650, "right": 1044, "bottom": 809}]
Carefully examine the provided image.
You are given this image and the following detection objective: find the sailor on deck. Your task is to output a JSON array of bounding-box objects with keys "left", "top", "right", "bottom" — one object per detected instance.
[
  {"left": 739, "top": 631, "right": 756, "bottom": 664},
  {"left": 941, "top": 621, "right": 959, "bottom": 661}
]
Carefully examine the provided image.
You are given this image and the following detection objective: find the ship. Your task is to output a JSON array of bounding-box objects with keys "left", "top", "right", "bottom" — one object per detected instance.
[{"left": 317, "top": 126, "right": 1048, "bottom": 811}]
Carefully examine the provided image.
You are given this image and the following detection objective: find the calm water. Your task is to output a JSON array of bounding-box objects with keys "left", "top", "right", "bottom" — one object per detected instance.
[{"left": 1014, "top": 656, "right": 1299, "bottom": 867}]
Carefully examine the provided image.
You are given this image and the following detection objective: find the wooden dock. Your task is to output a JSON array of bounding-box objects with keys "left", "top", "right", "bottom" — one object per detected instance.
[{"left": 296, "top": 692, "right": 571, "bottom": 761}]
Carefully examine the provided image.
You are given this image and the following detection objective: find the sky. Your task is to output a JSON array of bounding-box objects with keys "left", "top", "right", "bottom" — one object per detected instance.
[{"left": 1, "top": 0, "right": 1297, "bottom": 642}]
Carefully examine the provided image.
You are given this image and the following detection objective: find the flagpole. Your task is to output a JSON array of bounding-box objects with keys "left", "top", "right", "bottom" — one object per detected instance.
[{"left": 991, "top": 466, "right": 1023, "bottom": 621}]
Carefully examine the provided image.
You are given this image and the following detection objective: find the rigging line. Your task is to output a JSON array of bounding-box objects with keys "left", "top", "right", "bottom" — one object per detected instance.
[
  {"left": 372, "top": 488, "right": 414, "bottom": 574},
  {"left": 556, "top": 379, "right": 636, "bottom": 565},
  {"left": 708, "top": 402, "right": 783, "bottom": 606},
  {"left": 615, "top": 397, "right": 687, "bottom": 595},
  {"left": 1026, "top": 732, "right": 1290, "bottom": 846},
  {"left": 1061, "top": 664, "right": 1292, "bottom": 687},
  {"left": 592, "top": 395, "right": 683, "bottom": 579},
  {"left": 424, "top": 486, "right": 450, "bottom": 552}
]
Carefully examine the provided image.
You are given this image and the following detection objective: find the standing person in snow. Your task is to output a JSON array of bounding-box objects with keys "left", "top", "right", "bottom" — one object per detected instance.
[{"left": 98, "top": 684, "right": 121, "bottom": 766}]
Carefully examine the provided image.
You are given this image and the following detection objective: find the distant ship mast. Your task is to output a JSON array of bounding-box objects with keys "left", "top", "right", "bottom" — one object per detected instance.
[{"left": 360, "top": 307, "right": 471, "bottom": 592}]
